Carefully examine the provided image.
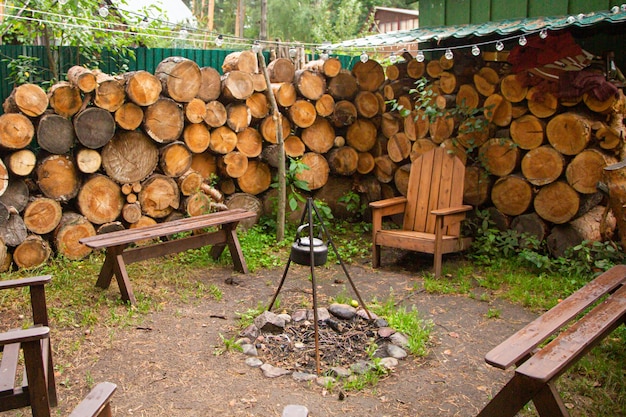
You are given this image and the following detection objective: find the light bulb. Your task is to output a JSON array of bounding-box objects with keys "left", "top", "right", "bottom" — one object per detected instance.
[
  {"left": 179, "top": 29, "right": 188, "bottom": 39},
  {"left": 495, "top": 41, "right": 504, "bottom": 51},
  {"left": 621, "top": 4, "right": 626, "bottom": 11},
  {"left": 416, "top": 51, "right": 425, "bottom": 62},
  {"left": 566, "top": 15, "right": 576, "bottom": 24},
  {"left": 389, "top": 52, "right": 397, "bottom": 64},
  {"left": 252, "top": 41, "right": 261, "bottom": 53},
  {"left": 215, "top": 34, "right": 223, "bottom": 47},
  {"left": 611, "top": 5, "right": 620, "bottom": 13},
  {"left": 139, "top": 18, "right": 149, "bottom": 29},
  {"left": 539, "top": 29, "right": 548, "bottom": 39},
  {"left": 360, "top": 51, "right": 369, "bottom": 63},
  {"left": 471, "top": 45, "right": 480, "bottom": 56},
  {"left": 577, "top": 13, "right": 585, "bottom": 20},
  {"left": 320, "top": 50, "right": 329, "bottom": 61},
  {"left": 518, "top": 35, "right": 527, "bottom": 46},
  {"left": 289, "top": 47, "right": 297, "bottom": 58},
  {"left": 98, "top": 6, "right": 109, "bottom": 17},
  {"left": 444, "top": 49, "right": 453, "bottom": 60}
]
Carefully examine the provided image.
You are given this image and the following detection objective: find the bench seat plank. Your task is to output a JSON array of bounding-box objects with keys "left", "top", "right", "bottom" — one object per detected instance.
[
  {"left": 516, "top": 284, "right": 626, "bottom": 383},
  {"left": 485, "top": 264, "right": 626, "bottom": 369}
]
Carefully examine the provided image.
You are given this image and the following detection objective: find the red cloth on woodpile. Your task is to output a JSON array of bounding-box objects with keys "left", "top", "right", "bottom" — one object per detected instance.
[
  {"left": 508, "top": 31, "right": 584, "bottom": 73},
  {"left": 558, "top": 71, "right": 619, "bottom": 101}
]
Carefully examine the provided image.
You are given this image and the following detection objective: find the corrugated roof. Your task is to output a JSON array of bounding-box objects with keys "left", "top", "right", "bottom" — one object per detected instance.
[{"left": 329, "top": 8, "right": 626, "bottom": 50}]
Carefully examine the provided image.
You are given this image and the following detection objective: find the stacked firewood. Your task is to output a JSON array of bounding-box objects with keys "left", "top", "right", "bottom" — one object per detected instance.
[{"left": 0, "top": 46, "right": 623, "bottom": 270}]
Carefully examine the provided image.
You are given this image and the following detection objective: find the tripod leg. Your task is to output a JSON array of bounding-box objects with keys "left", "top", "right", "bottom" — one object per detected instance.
[{"left": 267, "top": 259, "right": 292, "bottom": 312}]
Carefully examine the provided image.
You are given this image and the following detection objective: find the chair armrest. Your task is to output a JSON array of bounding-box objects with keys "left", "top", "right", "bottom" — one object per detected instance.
[
  {"left": 0, "top": 275, "right": 52, "bottom": 291},
  {"left": 0, "top": 326, "right": 50, "bottom": 345},
  {"left": 431, "top": 205, "right": 473, "bottom": 216},
  {"left": 369, "top": 196, "right": 407, "bottom": 217},
  {"left": 69, "top": 382, "right": 117, "bottom": 417}
]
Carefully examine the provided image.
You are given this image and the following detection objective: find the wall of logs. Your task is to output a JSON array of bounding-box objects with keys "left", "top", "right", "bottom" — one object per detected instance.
[{"left": 0, "top": 46, "right": 624, "bottom": 270}]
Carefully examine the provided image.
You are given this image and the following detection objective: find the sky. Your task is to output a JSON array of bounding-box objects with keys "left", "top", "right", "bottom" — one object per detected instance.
[{"left": 111, "top": 0, "right": 196, "bottom": 27}]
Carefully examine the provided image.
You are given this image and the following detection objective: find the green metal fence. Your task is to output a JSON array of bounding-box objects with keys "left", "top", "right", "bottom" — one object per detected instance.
[{"left": 0, "top": 45, "right": 355, "bottom": 109}]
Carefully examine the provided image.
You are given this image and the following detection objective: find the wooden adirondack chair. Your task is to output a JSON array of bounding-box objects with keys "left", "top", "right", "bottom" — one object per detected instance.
[{"left": 370, "top": 147, "right": 473, "bottom": 277}]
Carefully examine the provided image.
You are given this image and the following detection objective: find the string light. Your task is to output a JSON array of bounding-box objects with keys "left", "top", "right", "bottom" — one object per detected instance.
[
  {"left": 98, "top": 6, "right": 109, "bottom": 18},
  {"left": 179, "top": 28, "right": 188, "bottom": 39},
  {"left": 289, "top": 46, "right": 297, "bottom": 58},
  {"left": 360, "top": 51, "right": 369, "bottom": 63},
  {"left": 416, "top": 50, "right": 425, "bottom": 62},
  {"left": 251, "top": 40, "right": 261, "bottom": 53},
  {"left": 215, "top": 34, "right": 223, "bottom": 47},
  {"left": 320, "top": 49, "right": 329, "bottom": 60},
  {"left": 471, "top": 45, "right": 480, "bottom": 56},
  {"left": 495, "top": 41, "right": 504, "bottom": 51},
  {"left": 389, "top": 52, "right": 397, "bottom": 63},
  {"left": 444, "top": 48, "right": 453, "bottom": 60},
  {"left": 539, "top": 29, "right": 548, "bottom": 39},
  {"left": 518, "top": 35, "right": 527, "bottom": 46}
]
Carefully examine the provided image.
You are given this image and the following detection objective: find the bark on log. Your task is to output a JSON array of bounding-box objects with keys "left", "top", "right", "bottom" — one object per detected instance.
[
  {"left": 289, "top": 99, "right": 317, "bottom": 128},
  {"left": 478, "top": 138, "right": 520, "bottom": 177},
  {"left": 0, "top": 113, "right": 34, "bottom": 150},
  {"left": 156, "top": 56, "right": 202, "bottom": 102},
  {"left": 67, "top": 66, "right": 97, "bottom": 93},
  {"left": 143, "top": 98, "right": 185, "bottom": 144},
  {"left": 114, "top": 102, "right": 144, "bottom": 131},
  {"left": 603, "top": 159, "right": 626, "bottom": 248},
  {"left": 566, "top": 148, "right": 614, "bottom": 194},
  {"left": 330, "top": 100, "right": 358, "bottom": 127},
  {"left": 236, "top": 127, "right": 263, "bottom": 158},
  {"left": 222, "top": 50, "right": 258, "bottom": 74},
  {"left": 160, "top": 141, "right": 192, "bottom": 178},
  {"left": 570, "top": 205, "right": 616, "bottom": 242},
  {"left": 36, "top": 113, "right": 75, "bottom": 155},
  {"left": 204, "top": 100, "right": 228, "bottom": 128},
  {"left": 237, "top": 160, "right": 272, "bottom": 195},
  {"left": 0, "top": 211, "right": 27, "bottom": 246},
  {"left": 534, "top": 181, "right": 580, "bottom": 224},
  {"left": 13, "top": 234, "right": 51, "bottom": 269},
  {"left": 48, "top": 82, "right": 82, "bottom": 118},
  {"left": 294, "top": 70, "right": 326, "bottom": 101},
  {"left": 185, "top": 98, "right": 208, "bottom": 124},
  {"left": 0, "top": 178, "right": 28, "bottom": 212},
  {"left": 221, "top": 70, "right": 254, "bottom": 101},
  {"left": 547, "top": 224, "right": 584, "bottom": 258},
  {"left": 74, "top": 107, "right": 116, "bottom": 149},
  {"left": 3, "top": 83, "right": 48, "bottom": 116},
  {"left": 36, "top": 154, "right": 80, "bottom": 202},
  {"left": 97, "top": 221, "right": 125, "bottom": 234},
  {"left": 101, "top": 131, "right": 158, "bottom": 184},
  {"left": 139, "top": 174, "right": 180, "bottom": 218},
  {"left": 491, "top": 175, "right": 533, "bottom": 216},
  {"left": 125, "top": 70, "right": 162, "bottom": 106},
  {"left": 521, "top": 145, "right": 565, "bottom": 186},
  {"left": 301, "top": 116, "right": 335, "bottom": 154},
  {"left": 24, "top": 197, "right": 62, "bottom": 234},
  {"left": 295, "top": 152, "right": 329, "bottom": 191},
  {"left": 226, "top": 103, "right": 252, "bottom": 132},
  {"left": 77, "top": 174, "right": 124, "bottom": 225},
  {"left": 183, "top": 123, "right": 211, "bottom": 154},
  {"left": 197, "top": 66, "right": 222, "bottom": 102},
  {"left": 327, "top": 71, "right": 358, "bottom": 101},
  {"left": 546, "top": 112, "right": 592, "bottom": 155},
  {"left": 510, "top": 114, "right": 545, "bottom": 150},
  {"left": 5, "top": 149, "right": 36, "bottom": 177}
]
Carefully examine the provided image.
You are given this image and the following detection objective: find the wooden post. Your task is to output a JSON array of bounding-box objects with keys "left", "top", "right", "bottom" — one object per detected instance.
[{"left": 257, "top": 50, "right": 286, "bottom": 241}]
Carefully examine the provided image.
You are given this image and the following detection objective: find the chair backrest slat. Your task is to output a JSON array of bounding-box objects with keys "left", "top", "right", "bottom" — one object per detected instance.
[{"left": 403, "top": 147, "right": 466, "bottom": 235}]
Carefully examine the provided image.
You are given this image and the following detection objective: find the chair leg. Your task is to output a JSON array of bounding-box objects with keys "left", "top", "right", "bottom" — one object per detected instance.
[
  {"left": 372, "top": 244, "right": 381, "bottom": 268},
  {"left": 476, "top": 374, "right": 542, "bottom": 417},
  {"left": 23, "top": 340, "right": 52, "bottom": 417}
]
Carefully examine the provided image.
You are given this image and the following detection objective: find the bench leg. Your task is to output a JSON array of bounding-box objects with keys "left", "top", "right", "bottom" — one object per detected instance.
[
  {"left": 476, "top": 374, "right": 543, "bottom": 417},
  {"left": 534, "top": 381, "right": 570, "bottom": 417},
  {"left": 96, "top": 246, "right": 136, "bottom": 305},
  {"left": 210, "top": 224, "right": 248, "bottom": 274}
]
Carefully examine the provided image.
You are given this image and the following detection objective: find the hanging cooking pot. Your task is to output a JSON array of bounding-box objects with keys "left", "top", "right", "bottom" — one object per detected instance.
[{"left": 290, "top": 223, "right": 328, "bottom": 266}]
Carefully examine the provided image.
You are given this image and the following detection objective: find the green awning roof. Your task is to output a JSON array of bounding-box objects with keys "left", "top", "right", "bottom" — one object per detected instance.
[{"left": 329, "top": 8, "right": 626, "bottom": 51}]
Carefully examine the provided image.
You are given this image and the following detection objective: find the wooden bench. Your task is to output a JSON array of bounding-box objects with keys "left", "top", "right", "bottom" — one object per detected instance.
[
  {"left": 79, "top": 209, "right": 256, "bottom": 305},
  {"left": 476, "top": 264, "right": 626, "bottom": 417}
]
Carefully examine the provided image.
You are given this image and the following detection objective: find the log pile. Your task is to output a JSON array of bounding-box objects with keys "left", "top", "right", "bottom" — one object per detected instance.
[{"left": 0, "top": 43, "right": 624, "bottom": 270}]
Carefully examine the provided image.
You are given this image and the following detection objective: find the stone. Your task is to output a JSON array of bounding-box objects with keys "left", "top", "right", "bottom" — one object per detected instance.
[
  {"left": 254, "top": 311, "right": 286, "bottom": 333},
  {"left": 328, "top": 303, "right": 357, "bottom": 320},
  {"left": 356, "top": 308, "right": 378, "bottom": 320},
  {"left": 379, "top": 357, "right": 399, "bottom": 369},
  {"left": 390, "top": 332, "right": 409, "bottom": 348},
  {"left": 350, "top": 360, "right": 371, "bottom": 374},
  {"left": 260, "top": 363, "right": 291, "bottom": 378},
  {"left": 386, "top": 344, "right": 408, "bottom": 359},
  {"left": 245, "top": 357, "right": 263, "bottom": 367},
  {"left": 315, "top": 376, "right": 336, "bottom": 387},
  {"left": 241, "top": 343, "right": 258, "bottom": 356},
  {"left": 377, "top": 326, "right": 396, "bottom": 338},
  {"left": 307, "top": 307, "right": 330, "bottom": 322},
  {"left": 277, "top": 313, "right": 292, "bottom": 324},
  {"left": 239, "top": 324, "right": 258, "bottom": 339},
  {"left": 282, "top": 404, "right": 309, "bottom": 417},
  {"left": 374, "top": 318, "right": 389, "bottom": 327},
  {"left": 292, "top": 371, "right": 317, "bottom": 382},
  {"left": 291, "top": 309, "right": 308, "bottom": 322},
  {"left": 329, "top": 366, "right": 351, "bottom": 378}
]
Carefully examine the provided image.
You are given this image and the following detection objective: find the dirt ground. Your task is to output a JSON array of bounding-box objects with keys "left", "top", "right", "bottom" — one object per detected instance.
[{"left": 7, "top": 250, "right": 540, "bottom": 417}]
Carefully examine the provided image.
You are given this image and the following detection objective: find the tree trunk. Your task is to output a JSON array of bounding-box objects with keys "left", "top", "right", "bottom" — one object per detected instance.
[
  {"left": 54, "top": 212, "right": 96, "bottom": 260},
  {"left": 13, "top": 234, "right": 51, "bottom": 269},
  {"left": 143, "top": 98, "right": 185, "bottom": 144},
  {"left": 139, "top": 174, "right": 180, "bottom": 218},
  {"left": 48, "top": 81, "right": 82, "bottom": 117},
  {"left": 101, "top": 131, "right": 158, "bottom": 184},
  {"left": 534, "top": 181, "right": 579, "bottom": 224},
  {"left": 156, "top": 56, "right": 202, "bottom": 102},
  {"left": 301, "top": 116, "right": 335, "bottom": 153},
  {"left": 197, "top": 66, "right": 222, "bottom": 102},
  {"left": 36, "top": 154, "right": 81, "bottom": 202},
  {"left": 124, "top": 70, "right": 162, "bottom": 106},
  {"left": 114, "top": 102, "right": 144, "bottom": 131},
  {"left": 24, "top": 197, "right": 62, "bottom": 234},
  {"left": 521, "top": 145, "right": 565, "bottom": 186},
  {"left": 546, "top": 112, "right": 592, "bottom": 155},
  {"left": 510, "top": 114, "right": 545, "bottom": 150},
  {"left": 74, "top": 107, "right": 116, "bottom": 149},
  {"left": 294, "top": 69, "right": 326, "bottom": 100},
  {"left": 183, "top": 123, "right": 211, "bottom": 154},
  {"left": 491, "top": 175, "right": 533, "bottom": 216},
  {"left": 237, "top": 160, "right": 272, "bottom": 195},
  {"left": 0, "top": 113, "right": 34, "bottom": 150}
]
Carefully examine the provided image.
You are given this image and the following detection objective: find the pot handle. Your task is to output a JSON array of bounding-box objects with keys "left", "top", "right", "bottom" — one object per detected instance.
[{"left": 295, "top": 223, "right": 323, "bottom": 240}]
